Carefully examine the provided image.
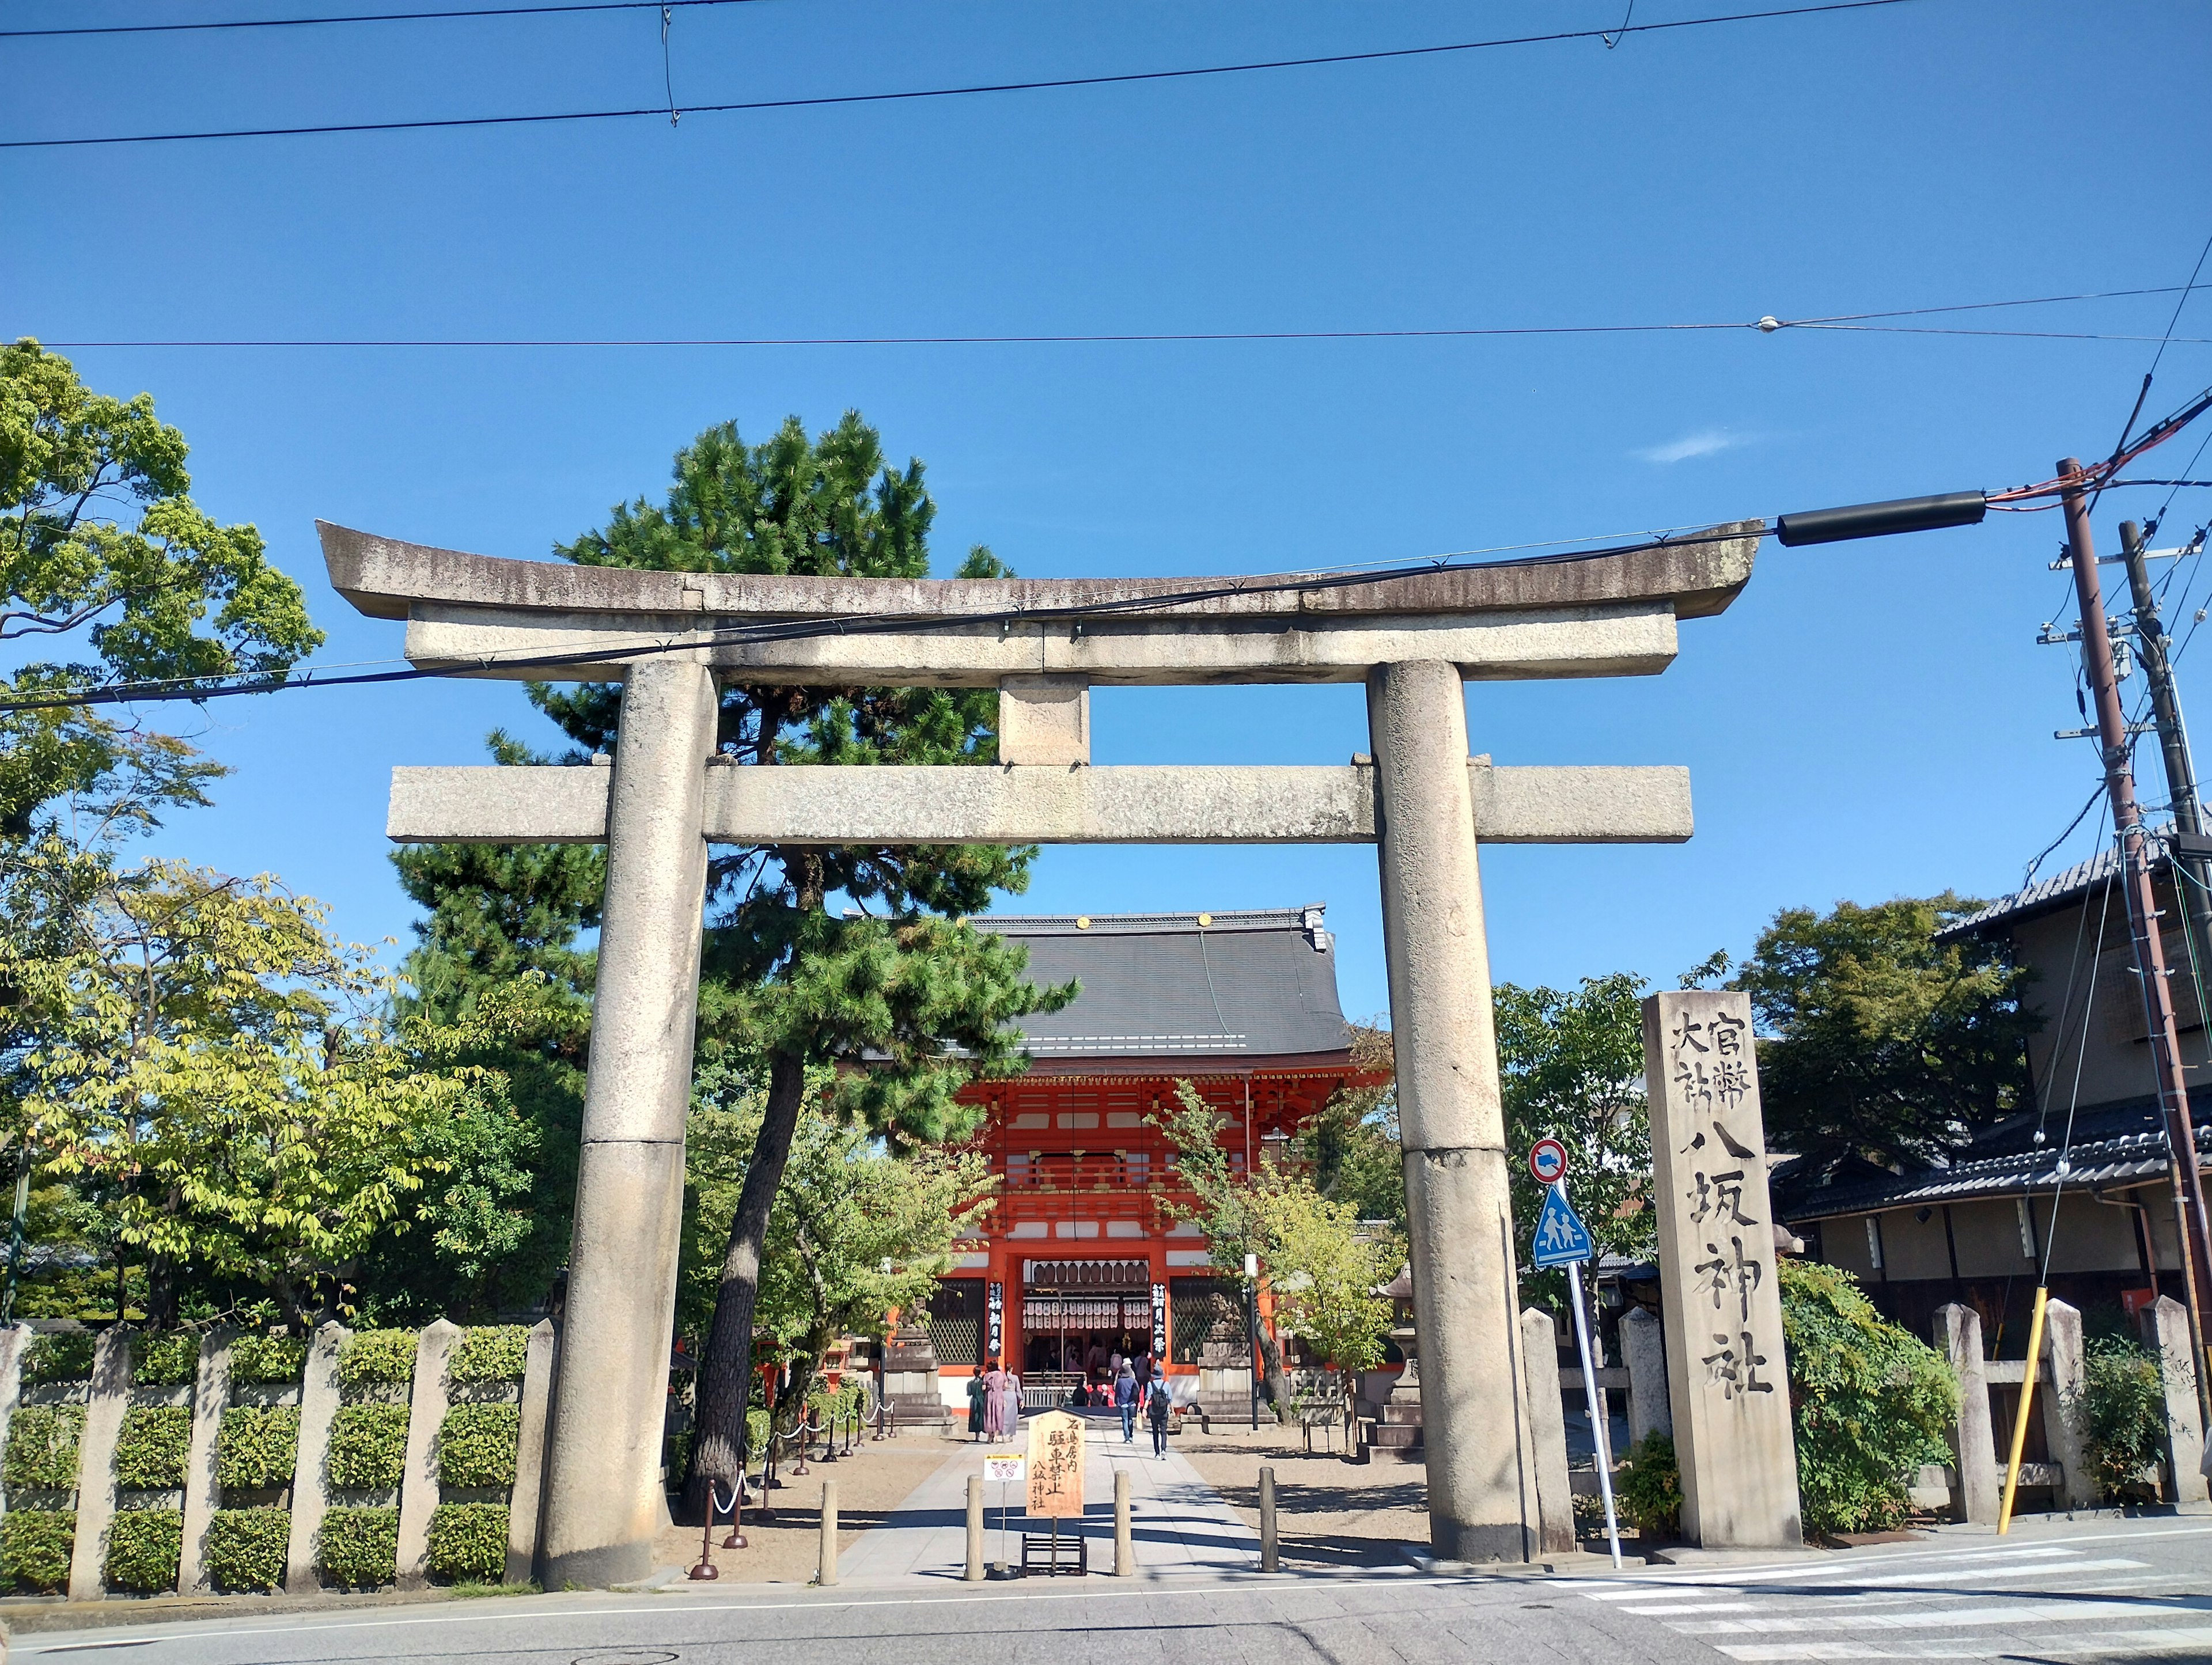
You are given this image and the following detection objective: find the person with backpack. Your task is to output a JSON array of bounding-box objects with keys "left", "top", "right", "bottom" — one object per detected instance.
[
  {"left": 1113, "top": 1361, "right": 1139, "bottom": 1443},
  {"left": 1144, "top": 1371, "right": 1172, "bottom": 1457}
]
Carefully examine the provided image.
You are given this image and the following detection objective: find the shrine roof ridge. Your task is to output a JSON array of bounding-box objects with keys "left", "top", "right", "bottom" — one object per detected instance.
[
  {"left": 974, "top": 906, "right": 1324, "bottom": 937},
  {"left": 318, "top": 519, "right": 1761, "bottom": 625}
]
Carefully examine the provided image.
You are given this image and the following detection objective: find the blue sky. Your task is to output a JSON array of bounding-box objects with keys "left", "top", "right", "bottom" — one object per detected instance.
[{"left": 6, "top": 0, "right": 2211, "bottom": 1022}]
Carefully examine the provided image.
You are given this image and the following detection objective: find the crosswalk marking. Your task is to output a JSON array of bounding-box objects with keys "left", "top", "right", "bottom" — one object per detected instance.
[{"left": 1569, "top": 1537, "right": 2211, "bottom": 1663}]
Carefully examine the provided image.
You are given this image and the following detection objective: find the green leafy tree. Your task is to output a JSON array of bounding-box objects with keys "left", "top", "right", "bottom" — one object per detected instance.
[
  {"left": 8, "top": 860, "right": 513, "bottom": 1326},
  {"left": 1740, "top": 894, "right": 2037, "bottom": 1170},
  {"left": 0, "top": 340, "right": 319, "bottom": 836},
  {"left": 523, "top": 413, "right": 1067, "bottom": 1514},
  {"left": 680, "top": 1062, "right": 994, "bottom": 1437},
  {"left": 1495, "top": 973, "right": 1658, "bottom": 1287},
  {"left": 1294, "top": 1022, "right": 1404, "bottom": 1229}
]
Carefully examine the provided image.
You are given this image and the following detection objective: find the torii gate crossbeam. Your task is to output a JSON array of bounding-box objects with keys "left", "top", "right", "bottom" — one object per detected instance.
[{"left": 321, "top": 518, "right": 1759, "bottom": 1583}]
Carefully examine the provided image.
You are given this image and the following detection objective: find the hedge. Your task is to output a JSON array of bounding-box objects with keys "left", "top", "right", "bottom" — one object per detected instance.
[
  {"left": 105, "top": 1508, "right": 183, "bottom": 1592},
  {"left": 21, "top": 1330, "right": 96, "bottom": 1385},
  {"left": 207, "top": 1507, "right": 290, "bottom": 1592},
  {"left": 327, "top": 1404, "right": 410, "bottom": 1490},
  {"left": 339, "top": 1330, "right": 417, "bottom": 1389},
  {"left": 1, "top": 1510, "right": 75, "bottom": 1593},
  {"left": 115, "top": 1405, "right": 192, "bottom": 1491},
  {"left": 230, "top": 1332, "right": 308, "bottom": 1385},
  {"left": 216, "top": 1405, "right": 300, "bottom": 1490},
  {"left": 450, "top": 1326, "right": 528, "bottom": 1385},
  {"left": 6, "top": 1404, "right": 86, "bottom": 1491},
  {"left": 1779, "top": 1258, "right": 1958, "bottom": 1535},
  {"left": 319, "top": 1505, "right": 397, "bottom": 1588},
  {"left": 2082, "top": 1332, "right": 2168, "bottom": 1500},
  {"left": 1617, "top": 1431, "right": 1683, "bottom": 1538},
  {"left": 131, "top": 1332, "right": 201, "bottom": 1387},
  {"left": 426, "top": 1502, "right": 508, "bottom": 1583},
  {"left": 437, "top": 1403, "right": 519, "bottom": 1489}
]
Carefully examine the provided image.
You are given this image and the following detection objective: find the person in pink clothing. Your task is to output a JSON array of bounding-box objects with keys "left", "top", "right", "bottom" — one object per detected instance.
[{"left": 984, "top": 1360, "right": 1021, "bottom": 1440}]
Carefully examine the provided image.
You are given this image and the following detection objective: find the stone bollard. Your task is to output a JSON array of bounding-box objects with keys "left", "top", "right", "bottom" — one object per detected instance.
[
  {"left": 0, "top": 1327, "right": 30, "bottom": 1546},
  {"left": 817, "top": 1480, "right": 839, "bottom": 1586},
  {"left": 1518, "top": 1309, "right": 1575, "bottom": 1556},
  {"left": 1258, "top": 1465, "right": 1279, "bottom": 1572},
  {"left": 2039, "top": 1299, "right": 2096, "bottom": 1511},
  {"left": 508, "top": 1319, "right": 558, "bottom": 1586},
  {"left": 2140, "top": 1296, "right": 2208, "bottom": 1507},
  {"left": 1113, "top": 1469, "right": 1134, "bottom": 1576},
  {"left": 965, "top": 1474, "right": 985, "bottom": 1581},
  {"left": 1933, "top": 1304, "right": 1999, "bottom": 1523},
  {"left": 1620, "top": 1306, "right": 1671, "bottom": 1445}
]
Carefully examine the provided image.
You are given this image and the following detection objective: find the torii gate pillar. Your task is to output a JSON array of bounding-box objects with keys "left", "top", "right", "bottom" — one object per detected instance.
[{"left": 1370, "top": 659, "right": 1537, "bottom": 1561}]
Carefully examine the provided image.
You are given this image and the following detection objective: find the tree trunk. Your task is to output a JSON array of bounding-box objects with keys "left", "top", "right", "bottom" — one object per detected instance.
[
  {"left": 1256, "top": 1313, "right": 1291, "bottom": 1421},
  {"left": 146, "top": 1254, "right": 177, "bottom": 1330},
  {"left": 681, "top": 1047, "right": 808, "bottom": 1520}
]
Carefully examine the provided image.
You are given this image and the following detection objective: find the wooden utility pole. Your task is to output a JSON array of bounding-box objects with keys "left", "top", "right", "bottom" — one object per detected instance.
[{"left": 2061, "top": 460, "right": 2212, "bottom": 1419}]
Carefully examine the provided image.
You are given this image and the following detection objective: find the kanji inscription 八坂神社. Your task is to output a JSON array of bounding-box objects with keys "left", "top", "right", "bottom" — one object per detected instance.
[{"left": 1642, "top": 989, "right": 1802, "bottom": 1548}]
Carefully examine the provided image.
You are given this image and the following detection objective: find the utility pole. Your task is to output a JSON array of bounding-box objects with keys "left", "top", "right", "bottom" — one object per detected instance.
[
  {"left": 2119, "top": 517, "right": 2212, "bottom": 1003},
  {"left": 2062, "top": 461, "right": 2212, "bottom": 1417}
]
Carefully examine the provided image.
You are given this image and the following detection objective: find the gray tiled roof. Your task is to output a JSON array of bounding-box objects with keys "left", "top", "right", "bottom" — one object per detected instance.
[
  {"left": 977, "top": 905, "right": 1352, "bottom": 1063},
  {"left": 1937, "top": 825, "right": 2172, "bottom": 940},
  {"left": 1777, "top": 1120, "right": 2211, "bottom": 1221}
]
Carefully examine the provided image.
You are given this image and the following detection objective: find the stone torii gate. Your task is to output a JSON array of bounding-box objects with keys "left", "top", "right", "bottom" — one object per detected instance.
[{"left": 320, "top": 517, "right": 1759, "bottom": 1583}]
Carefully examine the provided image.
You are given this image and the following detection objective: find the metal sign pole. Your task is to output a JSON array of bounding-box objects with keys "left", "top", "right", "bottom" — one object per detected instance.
[{"left": 1564, "top": 1249, "right": 1623, "bottom": 1568}]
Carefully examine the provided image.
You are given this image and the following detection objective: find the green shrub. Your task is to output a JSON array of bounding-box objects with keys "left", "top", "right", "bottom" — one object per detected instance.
[
  {"left": 1779, "top": 1259, "right": 1958, "bottom": 1535},
  {"left": 450, "top": 1326, "right": 528, "bottom": 1385},
  {"left": 426, "top": 1502, "right": 508, "bottom": 1583},
  {"left": 1618, "top": 1431, "right": 1683, "bottom": 1538},
  {"left": 21, "top": 1330, "right": 96, "bottom": 1385},
  {"left": 216, "top": 1405, "right": 300, "bottom": 1490},
  {"left": 206, "top": 1507, "right": 290, "bottom": 1592},
  {"left": 745, "top": 1407, "right": 771, "bottom": 1463},
  {"left": 6, "top": 1404, "right": 86, "bottom": 1490},
  {"left": 104, "top": 1508, "right": 183, "bottom": 1592},
  {"left": 318, "top": 1505, "right": 397, "bottom": 1588},
  {"left": 229, "top": 1332, "right": 308, "bottom": 1385},
  {"left": 438, "top": 1403, "right": 519, "bottom": 1489},
  {"left": 115, "top": 1406, "right": 192, "bottom": 1490},
  {"left": 339, "top": 1330, "right": 417, "bottom": 1388},
  {"left": 326, "top": 1405, "right": 410, "bottom": 1489},
  {"left": 2081, "top": 1334, "right": 2168, "bottom": 1500},
  {"left": 1, "top": 1510, "right": 75, "bottom": 1593},
  {"left": 130, "top": 1332, "right": 201, "bottom": 1387}
]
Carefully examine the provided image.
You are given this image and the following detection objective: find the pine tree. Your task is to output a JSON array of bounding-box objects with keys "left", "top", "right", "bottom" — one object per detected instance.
[{"left": 529, "top": 412, "right": 1068, "bottom": 1515}]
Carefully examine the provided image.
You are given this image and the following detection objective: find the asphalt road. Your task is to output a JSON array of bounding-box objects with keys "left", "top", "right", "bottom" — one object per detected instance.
[{"left": 11, "top": 1516, "right": 2210, "bottom": 1665}]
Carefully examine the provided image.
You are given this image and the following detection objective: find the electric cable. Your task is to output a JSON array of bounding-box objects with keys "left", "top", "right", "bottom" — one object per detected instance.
[
  {"left": 0, "top": 0, "right": 1923, "bottom": 150},
  {"left": 0, "top": 0, "right": 761, "bottom": 38}
]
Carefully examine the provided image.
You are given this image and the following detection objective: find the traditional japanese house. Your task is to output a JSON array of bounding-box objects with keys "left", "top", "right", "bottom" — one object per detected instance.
[{"left": 920, "top": 905, "right": 1369, "bottom": 1409}]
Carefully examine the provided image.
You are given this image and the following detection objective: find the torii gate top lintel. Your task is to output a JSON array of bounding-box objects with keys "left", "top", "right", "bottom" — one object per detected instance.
[{"left": 317, "top": 518, "right": 1759, "bottom": 687}]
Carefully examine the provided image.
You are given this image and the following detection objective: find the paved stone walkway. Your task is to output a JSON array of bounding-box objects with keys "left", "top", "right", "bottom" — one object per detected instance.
[{"left": 836, "top": 1420, "right": 1262, "bottom": 1584}]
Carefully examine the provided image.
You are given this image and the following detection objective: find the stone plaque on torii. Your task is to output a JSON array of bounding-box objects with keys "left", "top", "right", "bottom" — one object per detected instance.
[{"left": 320, "top": 515, "right": 1761, "bottom": 1581}]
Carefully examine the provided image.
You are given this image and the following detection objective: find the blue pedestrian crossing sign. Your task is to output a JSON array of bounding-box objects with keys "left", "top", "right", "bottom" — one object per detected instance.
[{"left": 1531, "top": 1184, "right": 1595, "bottom": 1268}]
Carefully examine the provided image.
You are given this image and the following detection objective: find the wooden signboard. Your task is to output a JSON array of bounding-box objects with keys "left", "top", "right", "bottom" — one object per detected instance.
[{"left": 1025, "top": 1410, "right": 1086, "bottom": 1518}]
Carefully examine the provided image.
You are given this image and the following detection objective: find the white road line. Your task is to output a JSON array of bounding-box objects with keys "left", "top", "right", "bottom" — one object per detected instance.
[
  {"left": 1620, "top": 1600, "right": 1764, "bottom": 1615},
  {"left": 1850, "top": 1555, "right": 2145, "bottom": 1587},
  {"left": 1620, "top": 1524, "right": 2212, "bottom": 1586},
  {"left": 1679, "top": 1597, "right": 2212, "bottom": 1636},
  {"left": 1713, "top": 1621, "right": 2212, "bottom": 1662}
]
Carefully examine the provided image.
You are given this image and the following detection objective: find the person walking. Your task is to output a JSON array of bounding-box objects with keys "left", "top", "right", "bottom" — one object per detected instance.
[
  {"left": 987, "top": 1362, "right": 1021, "bottom": 1442},
  {"left": 1114, "top": 1361, "right": 1138, "bottom": 1443},
  {"left": 967, "top": 1365, "right": 988, "bottom": 1442},
  {"left": 1145, "top": 1372, "right": 1172, "bottom": 1457}
]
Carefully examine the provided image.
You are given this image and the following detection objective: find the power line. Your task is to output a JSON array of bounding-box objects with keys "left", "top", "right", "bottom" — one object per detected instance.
[
  {"left": 0, "top": 0, "right": 1921, "bottom": 151},
  {"left": 0, "top": 0, "right": 757, "bottom": 39},
  {"left": 23, "top": 283, "right": 2212, "bottom": 352}
]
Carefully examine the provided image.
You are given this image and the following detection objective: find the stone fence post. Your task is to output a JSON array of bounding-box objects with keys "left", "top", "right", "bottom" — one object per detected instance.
[
  {"left": 508, "top": 1319, "right": 558, "bottom": 1584},
  {"left": 396, "top": 1320, "right": 462, "bottom": 1588},
  {"left": 2040, "top": 1299, "right": 2096, "bottom": 1511},
  {"left": 66, "top": 1329, "right": 132, "bottom": 1601},
  {"left": 1518, "top": 1310, "right": 1574, "bottom": 1555},
  {"left": 0, "top": 1325, "right": 29, "bottom": 1538},
  {"left": 1620, "top": 1306, "right": 1670, "bottom": 1446},
  {"left": 177, "top": 1330, "right": 237, "bottom": 1594},
  {"left": 2140, "top": 1296, "right": 2209, "bottom": 1508},
  {"left": 1933, "top": 1304, "right": 1999, "bottom": 1524},
  {"left": 285, "top": 1322, "right": 350, "bottom": 1594}
]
